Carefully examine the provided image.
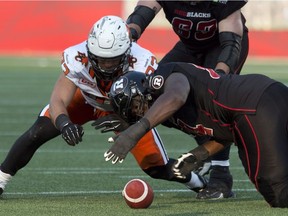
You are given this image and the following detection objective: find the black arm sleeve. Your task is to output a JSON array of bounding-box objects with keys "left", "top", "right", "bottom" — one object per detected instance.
[
  {"left": 126, "top": 5, "right": 156, "bottom": 40},
  {"left": 217, "top": 31, "right": 242, "bottom": 73}
]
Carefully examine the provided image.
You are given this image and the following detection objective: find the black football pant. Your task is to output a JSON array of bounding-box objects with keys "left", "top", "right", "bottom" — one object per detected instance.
[
  {"left": 0, "top": 117, "right": 60, "bottom": 175},
  {"left": 233, "top": 83, "right": 288, "bottom": 208}
]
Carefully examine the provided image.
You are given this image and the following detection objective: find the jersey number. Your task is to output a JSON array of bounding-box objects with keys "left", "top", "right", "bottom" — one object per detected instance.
[{"left": 172, "top": 18, "right": 217, "bottom": 40}]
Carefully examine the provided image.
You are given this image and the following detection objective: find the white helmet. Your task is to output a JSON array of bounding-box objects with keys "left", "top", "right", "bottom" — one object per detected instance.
[{"left": 87, "top": 15, "right": 132, "bottom": 81}]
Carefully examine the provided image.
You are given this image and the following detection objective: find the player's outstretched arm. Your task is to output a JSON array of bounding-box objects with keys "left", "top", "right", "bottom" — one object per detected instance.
[
  {"left": 144, "top": 72, "right": 190, "bottom": 128},
  {"left": 50, "top": 73, "right": 84, "bottom": 146}
]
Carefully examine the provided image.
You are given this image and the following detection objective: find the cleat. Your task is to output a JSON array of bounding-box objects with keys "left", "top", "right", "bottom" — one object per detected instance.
[
  {"left": 196, "top": 165, "right": 234, "bottom": 199},
  {"left": 196, "top": 186, "right": 235, "bottom": 199}
]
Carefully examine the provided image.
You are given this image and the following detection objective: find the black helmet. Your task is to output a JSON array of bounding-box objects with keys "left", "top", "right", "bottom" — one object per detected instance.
[{"left": 110, "top": 71, "right": 151, "bottom": 123}]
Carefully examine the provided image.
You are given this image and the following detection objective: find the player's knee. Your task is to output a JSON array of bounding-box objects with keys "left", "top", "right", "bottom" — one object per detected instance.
[
  {"left": 271, "top": 189, "right": 288, "bottom": 208},
  {"left": 143, "top": 158, "right": 188, "bottom": 183},
  {"left": 138, "top": 153, "right": 165, "bottom": 170},
  {"left": 143, "top": 165, "right": 172, "bottom": 180},
  {"left": 141, "top": 156, "right": 171, "bottom": 180},
  {"left": 27, "top": 117, "right": 59, "bottom": 143},
  {"left": 259, "top": 177, "right": 288, "bottom": 208}
]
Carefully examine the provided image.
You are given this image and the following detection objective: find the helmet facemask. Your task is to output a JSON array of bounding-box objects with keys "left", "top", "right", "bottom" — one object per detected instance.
[
  {"left": 87, "top": 47, "right": 131, "bottom": 81},
  {"left": 130, "top": 95, "right": 149, "bottom": 122},
  {"left": 110, "top": 72, "right": 152, "bottom": 124}
]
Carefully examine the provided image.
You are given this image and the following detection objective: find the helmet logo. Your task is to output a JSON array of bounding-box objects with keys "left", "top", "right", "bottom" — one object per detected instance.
[
  {"left": 151, "top": 75, "right": 164, "bottom": 89},
  {"left": 112, "top": 77, "right": 128, "bottom": 94}
]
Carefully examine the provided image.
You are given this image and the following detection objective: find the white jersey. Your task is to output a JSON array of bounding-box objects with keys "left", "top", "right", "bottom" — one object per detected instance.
[{"left": 61, "top": 41, "right": 158, "bottom": 111}]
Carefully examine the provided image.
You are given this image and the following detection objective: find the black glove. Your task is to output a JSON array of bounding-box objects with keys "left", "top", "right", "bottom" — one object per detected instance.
[
  {"left": 92, "top": 114, "right": 130, "bottom": 133},
  {"left": 172, "top": 152, "right": 203, "bottom": 180},
  {"left": 172, "top": 145, "right": 210, "bottom": 179},
  {"left": 104, "top": 118, "right": 150, "bottom": 164},
  {"left": 61, "top": 123, "right": 84, "bottom": 146},
  {"left": 55, "top": 114, "right": 84, "bottom": 146}
]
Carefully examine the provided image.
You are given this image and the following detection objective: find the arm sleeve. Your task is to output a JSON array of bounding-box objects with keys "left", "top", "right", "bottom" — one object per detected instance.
[
  {"left": 126, "top": 5, "right": 156, "bottom": 40},
  {"left": 217, "top": 31, "right": 242, "bottom": 73}
]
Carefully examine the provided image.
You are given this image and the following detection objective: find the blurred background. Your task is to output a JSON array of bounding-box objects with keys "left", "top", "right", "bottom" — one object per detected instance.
[{"left": 0, "top": 0, "right": 288, "bottom": 59}]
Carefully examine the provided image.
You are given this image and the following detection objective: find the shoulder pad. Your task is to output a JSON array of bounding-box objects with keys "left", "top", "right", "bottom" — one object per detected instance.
[
  {"left": 130, "top": 42, "right": 158, "bottom": 73},
  {"left": 62, "top": 41, "right": 88, "bottom": 74}
]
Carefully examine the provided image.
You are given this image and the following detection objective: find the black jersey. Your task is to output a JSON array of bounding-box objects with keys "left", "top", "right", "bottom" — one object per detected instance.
[
  {"left": 148, "top": 62, "right": 276, "bottom": 142},
  {"left": 156, "top": 0, "right": 248, "bottom": 50}
]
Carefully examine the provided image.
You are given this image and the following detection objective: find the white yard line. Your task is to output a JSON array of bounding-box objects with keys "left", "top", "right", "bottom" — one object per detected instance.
[{"left": 4, "top": 188, "right": 257, "bottom": 196}]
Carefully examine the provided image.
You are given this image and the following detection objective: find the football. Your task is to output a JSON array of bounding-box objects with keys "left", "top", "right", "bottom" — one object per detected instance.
[{"left": 122, "top": 178, "right": 154, "bottom": 209}]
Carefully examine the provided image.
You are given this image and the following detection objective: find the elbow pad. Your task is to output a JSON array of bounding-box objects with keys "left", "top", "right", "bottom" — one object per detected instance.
[
  {"left": 217, "top": 32, "right": 242, "bottom": 73},
  {"left": 127, "top": 5, "right": 156, "bottom": 40}
]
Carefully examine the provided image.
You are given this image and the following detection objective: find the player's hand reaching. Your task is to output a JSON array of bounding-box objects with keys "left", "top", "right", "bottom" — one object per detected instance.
[
  {"left": 55, "top": 114, "right": 84, "bottom": 146},
  {"left": 61, "top": 123, "right": 84, "bottom": 146},
  {"left": 172, "top": 152, "right": 203, "bottom": 180},
  {"left": 104, "top": 118, "right": 150, "bottom": 164},
  {"left": 92, "top": 114, "right": 130, "bottom": 133}
]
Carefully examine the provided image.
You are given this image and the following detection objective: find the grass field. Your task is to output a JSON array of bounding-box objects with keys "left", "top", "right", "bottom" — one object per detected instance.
[{"left": 0, "top": 56, "right": 288, "bottom": 215}]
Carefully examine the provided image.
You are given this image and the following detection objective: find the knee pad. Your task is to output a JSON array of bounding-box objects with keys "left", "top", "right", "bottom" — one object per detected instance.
[
  {"left": 27, "top": 116, "right": 60, "bottom": 143},
  {"left": 143, "top": 165, "right": 172, "bottom": 180}
]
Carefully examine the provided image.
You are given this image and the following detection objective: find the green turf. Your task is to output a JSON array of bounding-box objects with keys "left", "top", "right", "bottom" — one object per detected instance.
[{"left": 0, "top": 56, "right": 288, "bottom": 215}]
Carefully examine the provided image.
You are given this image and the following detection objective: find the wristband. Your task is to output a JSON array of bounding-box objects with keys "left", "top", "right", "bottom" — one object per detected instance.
[
  {"left": 138, "top": 117, "right": 151, "bottom": 133},
  {"left": 55, "top": 114, "right": 71, "bottom": 131},
  {"left": 130, "top": 117, "right": 151, "bottom": 142}
]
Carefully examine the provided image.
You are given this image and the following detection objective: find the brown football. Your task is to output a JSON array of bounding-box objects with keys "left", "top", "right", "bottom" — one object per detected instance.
[{"left": 122, "top": 179, "right": 154, "bottom": 209}]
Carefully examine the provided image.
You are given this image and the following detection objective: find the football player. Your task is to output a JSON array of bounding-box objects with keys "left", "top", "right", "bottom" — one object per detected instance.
[
  {"left": 0, "top": 16, "right": 206, "bottom": 195},
  {"left": 126, "top": 0, "right": 249, "bottom": 199},
  {"left": 106, "top": 62, "right": 288, "bottom": 208}
]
